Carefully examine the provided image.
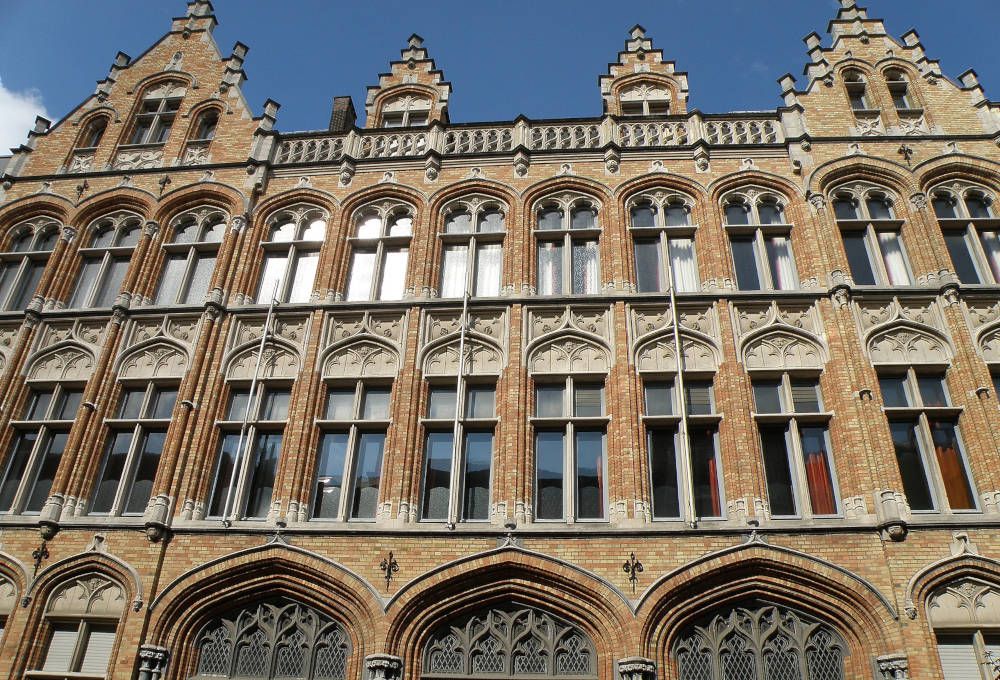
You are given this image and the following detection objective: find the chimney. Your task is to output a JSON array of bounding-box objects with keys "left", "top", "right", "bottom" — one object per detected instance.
[{"left": 329, "top": 96, "right": 357, "bottom": 132}]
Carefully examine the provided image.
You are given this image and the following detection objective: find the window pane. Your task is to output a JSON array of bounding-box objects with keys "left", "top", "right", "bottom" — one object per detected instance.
[
  {"left": 800, "top": 426, "right": 837, "bottom": 515},
  {"left": 271, "top": 221, "right": 298, "bottom": 243},
  {"left": 445, "top": 211, "right": 472, "bottom": 234},
  {"left": 466, "top": 386, "right": 495, "bottom": 419},
  {"left": 345, "top": 250, "right": 375, "bottom": 301},
  {"left": 648, "top": 428, "right": 680, "bottom": 519},
  {"left": 943, "top": 232, "right": 982, "bottom": 284},
  {"left": 630, "top": 204, "right": 655, "bottom": 228},
  {"left": 765, "top": 236, "right": 797, "bottom": 290},
  {"left": 155, "top": 253, "right": 187, "bottom": 305},
  {"left": 362, "top": 387, "right": 390, "bottom": 420},
  {"left": 244, "top": 433, "right": 282, "bottom": 518},
  {"left": 149, "top": 388, "right": 178, "bottom": 420},
  {"left": 440, "top": 245, "right": 468, "bottom": 298},
  {"left": 575, "top": 429, "right": 605, "bottom": 519},
  {"left": 172, "top": 220, "right": 198, "bottom": 245},
  {"left": 10, "top": 261, "right": 44, "bottom": 310},
  {"left": 645, "top": 382, "right": 674, "bottom": 416},
  {"left": 933, "top": 198, "right": 958, "bottom": 219},
  {"left": 94, "top": 257, "right": 129, "bottom": 307},
  {"left": 753, "top": 380, "right": 782, "bottom": 413},
  {"left": 571, "top": 240, "right": 599, "bottom": 294},
  {"left": 125, "top": 430, "right": 164, "bottom": 514},
  {"left": 474, "top": 243, "right": 502, "bottom": 297},
  {"left": 350, "top": 433, "right": 384, "bottom": 519},
  {"left": 535, "top": 431, "right": 564, "bottom": 520},
  {"left": 302, "top": 219, "right": 326, "bottom": 241},
  {"left": 731, "top": 237, "right": 761, "bottom": 290},
  {"left": 26, "top": 431, "right": 68, "bottom": 512},
  {"left": 27, "top": 390, "right": 54, "bottom": 420},
  {"left": 877, "top": 231, "right": 911, "bottom": 285},
  {"left": 324, "top": 389, "right": 355, "bottom": 420},
  {"left": 842, "top": 232, "right": 877, "bottom": 285},
  {"left": 41, "top": 623, "right": 79, "bottom": 672},
  {"left": 833, "top": 199, "right": 859, "bottom": 220},
  {"left": 287, "top": 252, "right": 318, "bottom": 303},
  {"left": 226, "top": 390, "right": 251, "bottom": 420},
  {"left": 117, "top": 388, "right": 144, "bottom": 420},
  {"left": 929, "top": 420, "right": 976, "bottom": 510},
  {"left": 917, "top": 376, "right": 948, "bottom": 407},
  {"left": 91, "top": 432, "right": 132, "bottom": 514},
  {"left": 477, "top": 210, "right": 505, "bottom": 233},
  {"left": 690, "top": 426, "right": 722, "bottom": 517},
  {"left": 462, "top": 431, "right": 492, "bottom": 521},
  {"left": 685, "top": 381, "right": 714, "bottom": 415},
  {"left": 261, "top": 389, "right": 290, "bottom": 420},
  {"left": 535, "top": 385, "right": 564, "bottom": 418},
  {"left": 81, "top": 625, "right": 118, "bottom": 674},
  {"left": 935, "top": 634, "right": 981, "bottom": 680},
  {"left": 757, "top": 201, "right": 783, "bottom": 225},
  {"left": 570, "top": 208, "right": 595, "bottom": 230},
  {"left": 208, "top": 433, "right": 241, "bottom": 517},
  {"left": 537, "top": 209, "right": 563, "bottom": 231},
  {"left": 203, "top": 217, "right": 226, "bottom": 243},
  {"left": 55, "top": 389, "right": 83, "bottom": 420},
  {"left": 866, "top": 198, "right": 893, "bottom": 220},
  {"left": 388, "top": 216, "right": 412, "bottom": 237},
  {"left": 966, "top": 196, "right": 992, "bottom": 219},
  {"left": 725, "top": 203, "right": 750, "bottom": 225},
  {"left": 979, "top": 231, "right": 1000, "bottom": 282},
  {"left": 256, "top": 253, "right": 287, "bottom": 303},
  {"left": 574, "top": 384, "right": 603, "bottom": 417},
  {"left": 0, "top": 432, "right": 36, "bottom": 510},
  {"left": 428, "top": 387, "right": 457, "bottom": 419},
  {"left": 664, "top": 204, "right": 689, "bottom": 226},
  {"left": 889, "top": 420, "right": 934, "bottom": 511},
  {"left": 669, "top": 238, "right": 699, "bottom": 292},
  {"left": 313, "top": 433, "right": 347, "bottom": 519},
  {"left": 760, "top": 425, "right": 797, "bottom": 516},
  {"left": 69, "top": 258, "right": 102, "bottom": 307},
  {"left": 537, "top": 241, "right": 563, "bottom": 295},
  {"left": 421, "top": 431, "right": 453, "bottom": 520},
  {"left": 879, "top": 375, "right": 910, "bottom": 408},
  {"left": 183, "top": 253, "right": 215, "bottom": 304},
  {"left": 790, "top": 379, "right": 821, "bottom": 412},
  {"left": 356, "top": 215, "right": 381, "bottom": 239},
  {"left": 0, "top": 263, "right": 16, "bottom": 308},
  {"left": 634, "top": 239, "right": 662, "bottom": 293},
  {"left": 378, "top": 248, "right": 408, "bottom": 300}
]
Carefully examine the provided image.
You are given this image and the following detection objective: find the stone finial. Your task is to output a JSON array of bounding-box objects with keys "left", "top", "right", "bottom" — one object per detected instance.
[
  {"left": 365, "top": 654, "right": 403, "bottom": 680},
  {"left": 407, "top": 33, "right": 423, "bottom": 49},
  {"left": 186, "top": 0, "right": 214, "bottom": 18},
  {"left": 617, "top": 657, "right": 656, "bottom": 680}
]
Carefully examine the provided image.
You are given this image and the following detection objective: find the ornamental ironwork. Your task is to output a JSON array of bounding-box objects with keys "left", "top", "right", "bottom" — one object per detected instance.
[
  {"left": 192, "top": 599, "right": 350, "bottom": 680},
  {"left": 673, "top": 603, "right": 846, "bottom": 680},
  {"left": 423, "top": 605, "right": 596, "bottom": 678}
]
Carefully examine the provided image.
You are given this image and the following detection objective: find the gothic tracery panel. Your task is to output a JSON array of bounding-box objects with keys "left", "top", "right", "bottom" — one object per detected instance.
[
  {"left": 119, "top": 341, "right": 188, "bottom": 379},
  {"left": 423, "top": 605, "right": 596, "bottom": 678},
  {"left": 47, "top": 574, "right": 126, "bottom": 616},
  {"left": 744, "top": 331, "right": 825, "bottom": 370},
  {"left": 928, "top": 578, "right": 1000, "bottom": 628},
  {"left": 27, "top": 345, "right": 96, "bottom": 381},
  {"left": 866, "top": 326, "right": 950, "bottom": 365},
  {"left": 323, "top": 340, "right": 399, "bottom": 378}
]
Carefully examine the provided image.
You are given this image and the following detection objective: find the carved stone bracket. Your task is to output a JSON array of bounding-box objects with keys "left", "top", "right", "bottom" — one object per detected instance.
[
  {"left": 617, "top": 657, "right": 656, "bottom": 680},
  {"left": 137, "top": 645, "right": 170, "bottom": 680},
  {"left": 875, "top": 653, "right": 909, "bottom": 679},
  {"left": 365, "top": 654, "right": 403, "bottom": 680}
]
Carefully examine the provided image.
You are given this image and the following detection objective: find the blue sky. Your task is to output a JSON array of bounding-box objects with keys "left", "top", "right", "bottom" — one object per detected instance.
[{"left": 0, "top": 0, "right": 997, "bottom": 148}]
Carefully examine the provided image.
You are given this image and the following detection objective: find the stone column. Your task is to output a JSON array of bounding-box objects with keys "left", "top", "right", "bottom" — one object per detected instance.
[
  {"left": 617, "top": 657, "right": 656, "bottom": 680},
  {"left": 136, "top": 645, "right": 170, "bottom": 680},
  {"left": 365, "top": 654, "right": 403, "bottom": 680}
]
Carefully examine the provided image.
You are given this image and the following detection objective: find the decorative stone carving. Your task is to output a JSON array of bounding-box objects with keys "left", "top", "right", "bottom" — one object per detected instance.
[
  {"left": 529, "top": 336, "right": 609, "bottom": 374},
  {"left": 136, "top": 645, "right": 170, "bottom": 680},
  {"left": 856, "top": 298, "right": 952, "bottom": 364},
  {"left": 0, "top": 575, "right": 16, "bottom": 616},
  {"left": 527, "top": 306, "right": 612, "bottom": 345},
  {"left": 730, "top": 302, "right": 827, "bottom": 369},
  {"left": 854, "top": 113, "right": 884, "bottom": 136},
  {"left": 181, "top": 143, "right": 210, "bottom": 165},
  {"left": 119, "top": 342, "right": 188, "bottom": 379},
  {"left": 68, "top": 150, "right": 95, "bottom": 173},
  {"left": 324, "top": 341, "right": 398, "bottom": 378},
  {"left": 228, "top": 344, "right": 299, "bottom": 380},
  {"left": 366, "top": 654, "right": 403, "bottom": 680},
  {"left": 617, "top": 657, "right": 655, "bottom": 680},
  {"left": 867, "top": 326, "right": 950, "bottom": 365},
  {"left": 48, "top": 574, "right": 125, "bottom": 616},
  {"left": 744, "top": 331, "right": 824, "bottom": 370},
  {"left": 113, "top": 148, "right": 163, "bottom": 170},
  {"left": 928, "top": 578, "right": 1000, "bottom": 628},
  {"left": 875, "top": 654, "right": 909, "bottom": 679},
  {"left": 27, "top": 345, "right": 95, "bottom": 381}
]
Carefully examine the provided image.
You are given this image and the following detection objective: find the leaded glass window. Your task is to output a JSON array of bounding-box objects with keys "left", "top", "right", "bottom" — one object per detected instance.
[
  {"left": 423, "top": 605, "right": 596, "bottom": 679},
  {"left": 192, "top": 599, "right": 350, "bottom": 680},
  {"left": 674, "top": 603, "right": 846, "bottom": 680}
]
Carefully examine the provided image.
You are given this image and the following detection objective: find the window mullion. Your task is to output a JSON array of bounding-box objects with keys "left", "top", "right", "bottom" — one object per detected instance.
[
  {"left": 113, "top": 423, "right": 145, "bottom": 516},
  {"left": 563, "top": 232, "right": 573, "bottom": 294},
  {"left": 566, "top": 421, "right": 575, "bottom": 522},
  {"left": 372, "top": 241, "right": 385, "bottom": 301},
  {"left": 178, "top": 247, "right": 198, "bottom": 303},
  {"left": 754, "top": 229, "right": 772, "bottom": 290},
  {"left": 658, "top": 231, "right": 670, "bottom": 292},
  {"left": 234, "top": 424, "right": 258, "bottom": 516},
  {"left": 466, "top": 235, "right": 477, "bottom": 297},
  {"left": 915, "top": 410, "right": 943, "bottom": 511}
]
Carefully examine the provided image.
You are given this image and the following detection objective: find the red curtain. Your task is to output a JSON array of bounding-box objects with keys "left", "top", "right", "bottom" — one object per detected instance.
[
  {"left": 805, "top": 449, "right": 836, "bottom": 515},
  {"left": 936, "top": 444, "right": 974, "bottom": 509},
  {"left": 706, "top": 454, "right": 721, "bottom": 517}
]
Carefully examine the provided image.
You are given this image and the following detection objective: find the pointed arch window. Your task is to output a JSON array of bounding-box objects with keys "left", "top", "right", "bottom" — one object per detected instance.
[
  {"left": 380, "top": 95, "right": 431, "bottom": 128},
  {"left": 619, "top": 82, "right": 670, "bottom": 116},
  {"left": 78, "top": 117, "right": 108, "bottom": 150},
  {"left": 833, "top": 187, "right": 912, "bottom": 286},
  {"left": 193, "top": 599, "right": 350, "bottom": 680},
  {"left": 843, "top": 70, "right": 871, "bottom": 111},
  {"left": 878, "top": 367, "right": 977, "bottom": 512},
  {"left": 933, "top": 185, "right": 1000, "bottom": 285},
  {"left": 69, "top": 212, "right": 141, "bottom": 309},
  {"left": 535, "top": 197, "right": 601, "bottom": 296},
  {"left": 156, "top": 208, "right": 226, "bottom": 306},
  {"left": 885, "top": 69, "right": 914, "bottom": 110},
  {"left": 424, "top": 605, "right": 596, "bottom": 678},
  {"left": 629, "top": 193, "right": 699, "bottom": 293},
  {"left": 0, "top": 218, "right": 58, "bottom": 311},
  {"left": 345, "top": 204, "right": 412, "bottom": 301},
  {"left": 0, "top": 381, "right": 83, "bottom": 514},
  {"left": 127, "top": 81, "right": 184, "bottom": 146},
  {"left": 90, "top": 382, "right": 177, "bottom": 516},
  {"left": 257, "top": 206, "right": 325, "bottom": 304},
  {"left": 439, "top": 198, "right": 505, "bottom": 298},
  {"left": 723, "top": 191, "right": 798, "bottom": 291},
  {"left": 192, "top": 109, "right": 219, "bottom": 142},
  {"left": 674, "top": 602, "right": 846, "bottom": 680}
]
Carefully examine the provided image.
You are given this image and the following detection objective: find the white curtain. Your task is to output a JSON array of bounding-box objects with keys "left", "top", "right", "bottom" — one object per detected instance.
[
  {"left": 379, "top": 248, "right": 408, "bottom": 300},
  {"left": 669, "top": 238, "right": 699, "bottom": 292},
  {"left": 440, "top": 245, "right": 468, "bottom": 298},
  {"left": 877, "top": 231, "right": 910, "bottom": 285},
  {"left": 767, "top": 236, "right": 797, "bottom": 290},
  {"left": 288, "top": 251, "right": 318, "bottom": 302},
  {"left": 345, "top": 250, "right": 375, "bottom": 301},
  {"left": 981, "top": 230, "right": 1000, "bottom": 281},
  {"left": 475, "top": 243, "right": 502, "bottom": 296},
  {"left": 573, "top": 240, "right": 599, "bottom": 294},
  {"left": 256, "top": 254, "right": 288, "bottom": 303},
  {"left": 537, "top": 242, "right": 562, "bottom": 295}
]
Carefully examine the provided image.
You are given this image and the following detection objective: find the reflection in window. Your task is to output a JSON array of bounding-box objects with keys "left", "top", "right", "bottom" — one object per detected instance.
[
  {"left": 723, "top": 192, "right": 798, "bottom": 291},
  {"left": 439, "top": 200, "right": 505, "bottom": 298},
  {"left": 346, "top": 206, "right": 413, "bottom": 301},
  {"left": 256, "top": 206, "right": 325, "bottom": 304},
  {"left": 155, "top": 208, "right": 226, "bottom": 305}
]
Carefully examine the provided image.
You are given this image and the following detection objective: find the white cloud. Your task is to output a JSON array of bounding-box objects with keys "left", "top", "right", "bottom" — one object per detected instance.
[{"left": 0, "top": 76, "right": 51, "bottom": 154}]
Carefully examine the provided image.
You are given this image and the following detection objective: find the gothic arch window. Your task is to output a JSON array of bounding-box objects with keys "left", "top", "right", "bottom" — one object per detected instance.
[
  {"left": 932, "top": 183, "right": 1000, "bottom": 285},
  {"left": 423, "top": 605, "right": 597, "bottom": 678},
  {"left": 628, "top": 191, "right": 698, "bottom": 293},
  {"left": 182, "top": 108, "right": 221, "bottom": 165},
  {"left": 673, "top": 602, "right": 846, "bottom": 680},
  {"left": 380, "top": 94, "right": 431, "bottom": 128},
  {"left": 345, "top": 202, "right": 413, "bottom": 302},
  {"left": 0, "top": 217, "right": 58, "bottom": 311},
  {"left": 257, "top": 205, "right": 325, "bottom": 304},
  {"left": 535, "top": 194, "right": 601, "bottom": 296},
  {"left": 831, "top": 184, "right": 912, "bottom": 286},
  {"left": 928, "top": 578, "right": 1000, "bottom": 679},
  {"left": 439, "top": 196, "right": 506, "bottom": 298},
  {"left": 77, "top": 116, "right": 109, "bottom": 150},
  {"left": 619, "top": 82, "right": 670, "bottom": 116},
  {"left": 69, "top": 211, "right": 142, "bottom": 309},
  {"left": 0, "top": 369, "right": 85, "bottom": 514},
  {"left": 126, "top": 80, "right": 185, "bottom": 146},
  {"left": 35, "top": 574, "right": 125, "bottom": 679},
  {"left": 884, "top": 68, "right": 914, "bottom": 110},
  {"left": 722, "top": 189, "right": 798, "bottom": 291},
  {"left": 156, "top": 208, "right": 226, "bottom": 305},
  {"left": 192, "top": 599, "right": 350, "bottom": 680},
  {"left": 842, "top": 69, "right": 871, "bottom": 111},
  {"left": 877, "top": 366, "right": 977, "bottom": 512}
]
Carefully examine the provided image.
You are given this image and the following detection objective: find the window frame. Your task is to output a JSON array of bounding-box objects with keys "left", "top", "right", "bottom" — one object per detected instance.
[
  {"left": 438, "top": 199, "right": 506, "bottom": 298},
  {"left": 933, "top": 186, "right": 1000, "bottom": 285},
  {"left": 345, "top": 205, "right": 414, "bottom": 302},
  {"left": 32, "top": 617, "right": 120, "bottom": 679},
  {"left": 750, "top": 372, "right": 840, "bottom": 519},
  {"left": 0, "top": 220, "right": 59, "bottom": 312},
  {"left": 534, "top": 198, "right": 602, "bottom": 296},
  {"left": 885, "top": 69, "right": 916, "bottom": 111},
  {"left": 843, "top": 70, "right": 873, "bottom": 112},
  {"left": 722, "top": 192, "right": 799, "bottom": 291},
  {"left": 379, "top": 95, "right": 431, "bottom": 128},
  {"left": 832, "top": 188, "right": 913, "bottom": 287},
  {"left": 126, "top": 92, "right": 182, "bottom": 147},
  {"left": 155, "top": 208, "right": 227, "bottom": 306},
  {"left": 256, "top": 206, "right": 326, "bottom": 304},
  {"left": 68, "top": 214, "right": 142, "bottom": 310},
  {"left": 628, "top": 195, "right": 700, "bottom": 294}
]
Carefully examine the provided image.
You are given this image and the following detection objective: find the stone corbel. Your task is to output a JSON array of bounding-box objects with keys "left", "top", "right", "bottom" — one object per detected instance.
[
  {"left": 617, "top": 657, "right": 656, "bottom": 680},
  {"left": 513, "top": 149, "right": 530, "bottom": 178},
  {"left": 875, "top": 653, "right": 909, "bottom": 679},
  {"left": 136, "top": 645, "right": 170, "bottom": 680},
  {"left": 874, "top": 489, "right": 908, "bottom": 542},
  {"left": 365, "top": 654, "right": 403, "bottom": 680}
]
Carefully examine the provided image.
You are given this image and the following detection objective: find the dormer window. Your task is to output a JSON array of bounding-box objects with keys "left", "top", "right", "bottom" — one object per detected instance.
[
  {"left": 885, "top": 69, "right": 913, "bottom": 110},
  {"left": 127, "top": 82, "right": 185, "bottom": 145},
  {"left": 78, "top": 117, "right": 107, "bottom": 150},
  {"left": 380, "top": 95, "right": 431, "bottom": 128},
  {"left": 192, "top": 109, "right": 219, "bottom": 141},
  {"left": 843, "top": 70, "right": 870, "bottom": 111},
  {"left": 619, "top": 83, "right": 670, "bottom": 116}
]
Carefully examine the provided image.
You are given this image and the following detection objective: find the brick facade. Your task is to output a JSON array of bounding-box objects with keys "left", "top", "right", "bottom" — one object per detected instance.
[{"left": 0, "top": 1, "right": 999, "bottom": 679}]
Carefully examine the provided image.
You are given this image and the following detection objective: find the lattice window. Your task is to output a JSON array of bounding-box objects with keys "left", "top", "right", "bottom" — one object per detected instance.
[
  {"left": 193, "top": 599, "right": 350, "bottom": 680},
  {"left": 423, "top": 605, "right": 596, "bottom": 678},
  {"left": 673, "top": 603, "right": 846, "bottom": 680}
]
